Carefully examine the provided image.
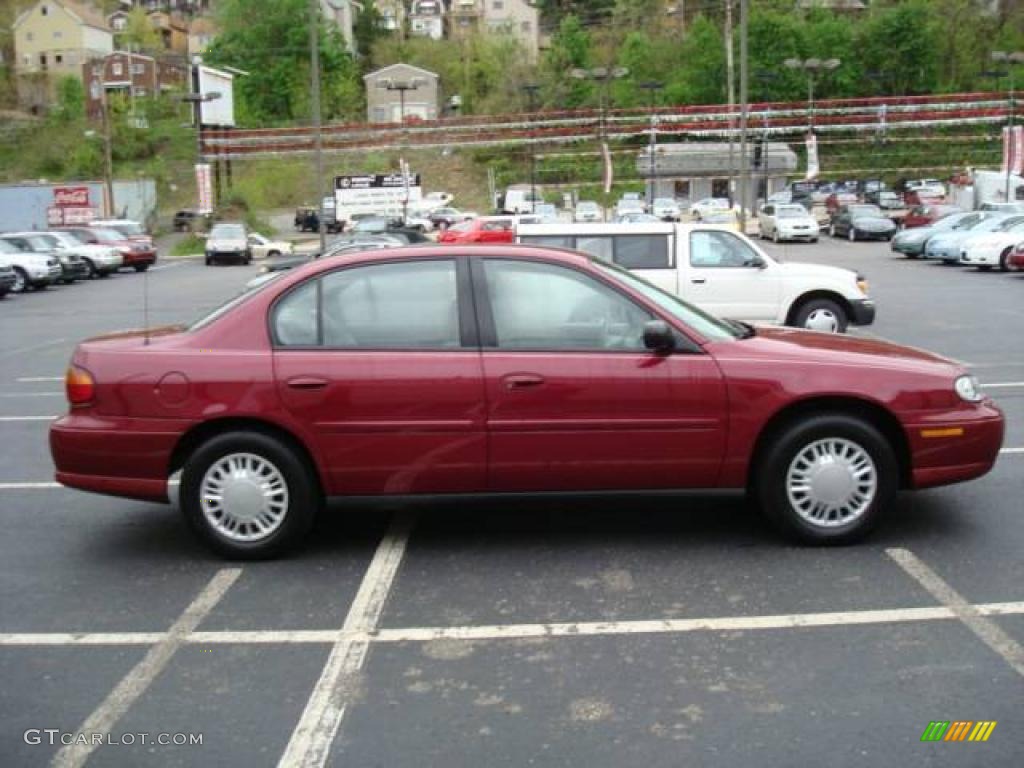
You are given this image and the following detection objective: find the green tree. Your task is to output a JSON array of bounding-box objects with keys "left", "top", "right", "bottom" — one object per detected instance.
[
  {"left": 206, "top": 0, "right": 362, "bottom": 124},
  {"left": 540, "top": 14, "right": 594, "bottom": 108},
  {"left": 856, "top": 0, "right": 941, "bottom": 95},
  {"left": 52, "top": 76, "right": 85, "bottom": 123},
  {"left": 354, "top": 0, "right": 385, "bottom": 60},
  {"left": 666, "top": 14, "right": 725, "bottom": 106},
  {"left": 121, "top": 7, "right": 163, "bottom": 54}
]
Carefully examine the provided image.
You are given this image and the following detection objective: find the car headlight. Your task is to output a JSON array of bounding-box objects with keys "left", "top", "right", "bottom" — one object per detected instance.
[
  {"left": 954, "top": 374, "right": 983, "bottom": 403},
  {"left": 59, "top": 255, "right": 70, "bottom": 264},
  {"left": 856, "top": 275, "right": 869, "bottom": 295}
]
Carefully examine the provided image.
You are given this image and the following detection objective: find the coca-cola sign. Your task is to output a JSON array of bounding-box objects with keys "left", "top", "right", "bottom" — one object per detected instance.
[{"left": 53, "top": 186, "right": 90, "bottom": 208}]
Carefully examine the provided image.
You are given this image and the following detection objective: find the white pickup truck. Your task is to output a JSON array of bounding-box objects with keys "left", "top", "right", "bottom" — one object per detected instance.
[{"left": 517, "top": 222, "right": 875, "bottom": 333}]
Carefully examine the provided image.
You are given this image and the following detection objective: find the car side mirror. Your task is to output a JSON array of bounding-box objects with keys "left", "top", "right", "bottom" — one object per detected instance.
[
  {"left": 749, "top": 255, "right": 767, "bottom": 269},
  {"left": 643, "top": 320, "right": 676, "bottom": 354}
]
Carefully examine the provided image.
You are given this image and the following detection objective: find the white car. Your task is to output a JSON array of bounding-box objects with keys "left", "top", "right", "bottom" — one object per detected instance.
[
  {"left": 419, "top": 192, "right": 454, "bottom": 212},
  {"left": 958, "top": 217, "right": 1024, "bottom": 271},
  {"left": 905, "top": 178, "right": 947, "bottom": 198},
  {"left": 205, "top": 222, "right": 251, "bottom": 266},
  {"left": 46, "top": 230, "right": 122, "bottom": 277},
  {"left": 758, "top": 203, "right": 820, "bottom": 243},
  {"left": 246, "top": 233, "right": 294, "bottom": 260},
  {"left": 574, "top": 201, "right": 603, "bottom": 222},
  {"left": 0, "top": 237, "right": 62, "bottom": 292},
  {"left": 652, "top": 197, "right": 681, "bottom": 221},
  {"left": 403, "top": 210, "right": 435, "bottom": 232},
  {"left": 689, "top": 197, "right": 732, "bottom": 220}
]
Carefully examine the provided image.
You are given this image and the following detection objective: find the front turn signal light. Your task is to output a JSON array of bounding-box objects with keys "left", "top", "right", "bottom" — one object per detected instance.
[{"left": 65, "top": 365, "right": 96, "bottom": 406}]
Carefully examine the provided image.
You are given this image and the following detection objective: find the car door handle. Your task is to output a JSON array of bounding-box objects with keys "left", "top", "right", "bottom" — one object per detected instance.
[
  {"left": 286, "top": 376, "right": 329, "bottom": 390},
  {"left": 503, "top": 374, "right": 545, "bottom": 391},
  {"left": 691, "top": 277, "right": 707, "bottom": 284}
]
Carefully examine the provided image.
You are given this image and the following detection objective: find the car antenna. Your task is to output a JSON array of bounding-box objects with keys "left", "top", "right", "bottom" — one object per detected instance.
[{"left": 143, "top": 263, "right": 150, "bottom": 345}]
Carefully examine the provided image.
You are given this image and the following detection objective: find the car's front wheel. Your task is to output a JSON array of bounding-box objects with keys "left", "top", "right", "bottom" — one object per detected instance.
[
  {"left": 11, "top": 267, "right": 27, "bottom": 293},
  {"left": 134, "top": 264, "right": 149, "bottom": 273},
  {"left": 755, "top": 414, "right": 897, "bottom": 544},
  {"left": 792, "top": 298, "right": 849, "bottom": 333},
  {"left": 180, "top": 431, "right": 319, "bottom": 559}
]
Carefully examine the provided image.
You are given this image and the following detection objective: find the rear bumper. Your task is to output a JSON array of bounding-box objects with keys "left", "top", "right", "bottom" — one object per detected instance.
[
  {"left": 906, "top": 403, "right": 1004, "bottom": 489},
  {"left": 50, "top": 413, "right": 190, "bottom": 503},
  {"left": 121, "top": 249, "right": 157, "bottom": 267},
  {"left": 848, "top": 299, "right": 876, "bottom": 326}
]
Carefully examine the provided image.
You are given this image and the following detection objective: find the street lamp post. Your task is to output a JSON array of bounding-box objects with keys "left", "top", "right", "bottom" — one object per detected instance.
[
  {"left": 570, "top": 67, "right": 629, "bottom": 196},
  {"left": 991, "top": 50, "right": 1024, "bottom": 203},
  {"left": 522, "top": 84, "right": 541, "bottom": 213},
  {"left": 639, "top": 81, "right": 663, "bottom": 209},
  {"left": 783, "top": 57, "right": 840, "bottom": 133},
  {"left": 89, "top": 77, "right": 114, "bottom": 217}
]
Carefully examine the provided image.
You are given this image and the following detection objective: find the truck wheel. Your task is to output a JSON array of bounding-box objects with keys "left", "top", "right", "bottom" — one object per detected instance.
[
  {"left": 755, "top": 414, "right": 896, "bottom": 544},
  {"left": 180, "top": 431, "right": 319, "bottom": 559},
  {"left": 793, "top": 298, "right": 848, "bottom": 333}
]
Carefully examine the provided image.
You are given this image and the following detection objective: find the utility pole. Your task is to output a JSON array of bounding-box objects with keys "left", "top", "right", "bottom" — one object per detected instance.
[
  {"left": 310, "top": 0, "right": 326, "bottom": 253},
  {"left": 725, "top": 0, "right": 735, "bottom": 206},
  {"left": 639, "top": 81, "right": 663, "bottom": 209},
  {"left": 90, "top": 77, "right": 115, "bottom": 216},
  {"left": 522, "top": 84, "right": 541, "bottom": 212},
  {"left": 738, "top": 0, "right": 749, "bottom": 231}
]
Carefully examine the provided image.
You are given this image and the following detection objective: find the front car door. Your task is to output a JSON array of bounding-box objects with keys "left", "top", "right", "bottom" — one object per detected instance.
[
  {"left": 272, "top": 257, "right": 486, "bottom": 495},
  {"left": 473, "top": 256, "right": 727, "bottom": 492},
  {"left": 684, "top": 229, "right": 781, "bottom": 322}
]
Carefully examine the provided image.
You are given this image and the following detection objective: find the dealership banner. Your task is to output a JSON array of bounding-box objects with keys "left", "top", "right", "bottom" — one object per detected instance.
[
  {"left": 195, "top": 163, "right": 213, "bottom": 215},
  {"left": 1001, "top": 126, "right": 1024, "bottom": 176},
  {"left": 804, "top": 132, "right": 819, "bottom": 180}
]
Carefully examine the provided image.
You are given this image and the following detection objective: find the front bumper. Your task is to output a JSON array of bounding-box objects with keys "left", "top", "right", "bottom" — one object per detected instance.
[
  {"left": 924, "top": 245, "right": 959, "bottom": 261},
  {"left": 905, "top": 403, "right": 1004, "bottom": 489},
  {"left": 959, "top": 246, "right": 1002, "bottom": 266},
  {"left": 848, "top": 298, "right": 876, "bottom": 326},
  {"left": 777, "top": 228, "right": 818, "bottom": 240},
  {"left": 121, "top": 248, "right": 157, "bottom": 267},
  {"left": 891, "top": 238, "right": 926, "bottom": 255},
  {"left": 854, "top": 227, "right": 895, "bottom": 240},
  {"left": 59, "top": 261, "right": 90, "bottom": 280}
]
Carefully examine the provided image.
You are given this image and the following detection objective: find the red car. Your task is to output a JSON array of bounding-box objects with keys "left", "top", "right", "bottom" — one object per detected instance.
[
  {"left": 59, "top": 226, "right": 157, "bottom": 272},
  {"left": 901, "top": 204, "right": 961, "bottom": 230},
  {"left": 50, "top": 245, "right": 1003, "bottom": 558},
  {"left": 437, "top": 216, "right": 514, "bottom": 244}
]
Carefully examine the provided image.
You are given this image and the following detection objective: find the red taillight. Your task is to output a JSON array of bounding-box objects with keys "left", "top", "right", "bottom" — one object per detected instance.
[{"left": 65, "top": 365, "right": 95, "bottom": 406}]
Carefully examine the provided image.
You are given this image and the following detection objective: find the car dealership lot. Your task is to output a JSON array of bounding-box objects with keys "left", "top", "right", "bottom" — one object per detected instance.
[{"left": 1, "top": 246, "right": 1022, "bottom": 766}]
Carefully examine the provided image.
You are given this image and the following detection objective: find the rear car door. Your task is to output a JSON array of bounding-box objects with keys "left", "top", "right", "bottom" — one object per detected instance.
[
  {"left": 473, "top": 256, "right": 727, "bottom": 492},
  {"left": 684, "top": 229, "right": 781, "bottom": 322},
  {"left": 272, "top": 257, "right": 487, "bottom": 495}
]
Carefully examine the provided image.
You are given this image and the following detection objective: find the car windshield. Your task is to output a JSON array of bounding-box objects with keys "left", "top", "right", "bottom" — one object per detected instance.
[
  {"left": 850, "top": 205, "right": 883, "bottom": 217},
  {"left": 591, "top": 261, "right": 740, "bottom": 342},
  {"left": 776, "top": 207, "right": 807, "bottom": 218},
  {"left": 211, "top": 224, "right": 245, "bottom": 238},
  {"left": 89, "top": 228, "right": 124, "bottom": 241},
  {"left": 995, "top": 216, "right": 1024, "bottom": 231},
  {"left": 22, "top": 235, "right": 55, "bottom": 250},
  {"left": 0, "top": 239, "right": 19, "bottom": 254},
  {"left": 110, "top": 222, "right": 144, "bottom": 236},
  {"left": 449, "top": 220, "right": 474, "bottom": 232}
]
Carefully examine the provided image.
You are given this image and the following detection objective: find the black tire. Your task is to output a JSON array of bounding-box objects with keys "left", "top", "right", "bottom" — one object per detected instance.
[
  {"left": 11, "top": 267, "right": 28, "bottom": 294},
  {"left": 180, "top": 431, "right": 319, "bottom": 559},
  {"left": 83, "top": 258, "right": 98, "bottom": 279},
  {"left": 978, "top": 265, "right": 992, "bottom": 272},
  {"left": 792, "top": 297, "right": 849, "bottom": 333},
  {"left": 999, "top": 247, "right": 1012, "bottom": 272},
  {"left": 133, "top": 264, "right": 149, "bottom": 272},
  {"left": 205, "top": 256, "right": 213, "bottom": 266},
  {"left": 754, "top": 414, "right": 897, "bottom": 544},
  {"left": 267, "top": 250, "right": 281, "bottom": 259}
]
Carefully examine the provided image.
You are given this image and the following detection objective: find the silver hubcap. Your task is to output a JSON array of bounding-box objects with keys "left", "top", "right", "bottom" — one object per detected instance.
[
  {"left": 13, "top": 270, "right": 25, "bottom": 292},
  {"left": 803, "top": 308, "right": 840, "bottom": 333},
  {"left": 200, "top": 453, "right": 289, "bottom": 542},
  {"left": 786, "top": 438, "right": 877, "bottom": 528}
]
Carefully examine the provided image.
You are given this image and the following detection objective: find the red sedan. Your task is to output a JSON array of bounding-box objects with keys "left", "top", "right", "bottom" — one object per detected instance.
[
  {"left": 50, "top": 245, "right": 1003, "bottom": 558},
  {"left": 901, "top": 204, "right": 961, "bottom": 230},
  {"left": 58, "top": 226, "right": 157, "bottom": 272},
  {"left": 437, "top": 216, "right": 514, "bottom": 244}
]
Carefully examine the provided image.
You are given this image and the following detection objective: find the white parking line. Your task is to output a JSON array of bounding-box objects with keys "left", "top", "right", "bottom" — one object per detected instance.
[
  {"left": 1, "top": 601, "right": 1022, "bottom": 648},
  {"left": 887, "top": 548, "right": 1024, "bottom": 678},
  {"left": 0, "top": 392, "right": 62, "bottom": 398},
  {"left": 0, "top": 338, "right": 68, "bottom": 360},
  {"left": 15, "top": 377, "right": 63, "bottom": 383},
  {"left": 278, "top": 512, "right": 416, "bottom": 768},
  {"left": 51, "top": 568, "right": 241, "bottom": 768},
  {"left": 0, "top": 416, "right": 57, "bottom": 422},
  {"left": 984, "top": 381, "right": 1024, "bottom": 389},
  {"left": 149, "top": 262, "right": 188, "bottom": 272},
  {"left": 0, "top": 482, "right": 61, "bottom": 489}
]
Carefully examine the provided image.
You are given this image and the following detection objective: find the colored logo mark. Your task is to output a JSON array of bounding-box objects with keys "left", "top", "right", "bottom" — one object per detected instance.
[{"left": 921, "top": 721, "right": 997, "bottom": 742}]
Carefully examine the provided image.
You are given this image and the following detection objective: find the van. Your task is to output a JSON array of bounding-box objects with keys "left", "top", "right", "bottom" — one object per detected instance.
[
  {"left": 502, "top": 185, "right": 544, "bottom": 214},
  {"left": 517, "top": 222, "right": 875, "bottom": 333}
]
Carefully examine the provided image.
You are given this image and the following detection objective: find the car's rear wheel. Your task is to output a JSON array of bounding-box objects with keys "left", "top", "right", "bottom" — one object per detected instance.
[
  {"left": 83, "top": 258, "right": 98, "bottom": 278},
  {"left": 180, "top": 431, "right": 318, "bottom": 559},
  {"left": 755, "top": 414, "right": 897, "bottom": 544},
  {"left": 999, "top": 247, "right": 1012, "bottom": 272},
  {"left": 792, "top": 298, "right": 848, "bottom": 333},
  {"left": 134, "top": 264, "right": 149, "bottom": 272}
]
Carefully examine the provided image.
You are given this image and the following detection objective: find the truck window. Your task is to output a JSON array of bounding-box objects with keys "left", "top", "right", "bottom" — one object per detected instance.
[
  {"left": 575, "top": 236, "right": 614, "bottom": 262},
  {"left": 690, "top": 231, "right": 762, "bottom": 268},
  {"left": 613, "top": 235, "right": 670, "bottom": 269},
  {"left": 520, "top": 235, "right": 573, "bottom": 248}
]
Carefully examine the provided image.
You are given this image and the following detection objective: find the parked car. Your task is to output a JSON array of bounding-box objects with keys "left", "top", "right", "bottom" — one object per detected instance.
[
  {"left": 829, "top": 205, "right": 897, "bottom": 241},
  {"left": 518, "top": 222, "right": 874, "bottom": 333},
  {"left": 58, "top": 225, "right": 156, "bottom": 272},
  {"left": 173, "top": 209, "right": 203, "bottom": 232},
  {"left": 689, "top": 197, "right": 731, "bottom": 219},
  {"left": 1, "top": 232, "right": 89, "bottom": 283},
  {"left": 0, "top": 256, "right": 15, "bottom": 298},
  {"left": 865, "top": 190, "right": 903, "bottom": 211},
  {"left": 699, "top": 209, "right": 741, "bottom": 232},
  {"left": 348, "top": 217, "right": 431, "bottom": 243},
  {"left": 903, "top": 189, "right": 946, "bottom": 207},
  {"left": 429, "top": 207, "right": 476, "bottom": 229},
  {"left": 958, "top": 217, "right": 1024, "bottom": 271},
  {"left": 614, "top": 211, "right": 662, "bottom": 224},
  {"left": 437, "top": 216, "right": 515, "bottom": 244},
  {"left": 652, "top": 198, "right": 682, "bottom": 221},
  {"left": 205, "top": 223, "right": 251, "bottom": 266},
  {"left": 924, "top": 213, "right": 1023, "bottom": 263},
  {"left": 0, "top": 237, "right": 61, "bottom": 292},
  {"left": 533, "top": 203, "right": 560, "bottom": 223},
  {"left": 50, "top": 244, "right": 1003, "bottom": 558},
  {"left": 758, "top": 203, "right": 820, "bottom": 243},
  {"left": 825, "top": 190, "right": 860, "bottom": 216},
  {"left": 1009, "top": 242, "right": 1024, "bottom": 270},
  {"left": 43, "top": 230, "right": 122, "bottom": 277},
  {"left": 890, "top": 212, "right": 983, "bottom": 258},
  {"left": 295, "top": 206, "right": 320, "bottom": 232},
  {"left": 574, "top": 201, "right": 603, "bottom": 223},
  {"left": 901, "top": 204, "right": 962, "bottom": 230},
  {"left": 91, "top": 219, "right": 155, "bottom": 249},
  {"left": 978, "top": 202, "right": 1024, "bottom": 214},
  {"left": 402, "top": 209, "right": 435, "bottom": 232},
  {"left": 246, "top": 233, "right": 293, "bottom": 260},
  {"left": 904, "top": 178, "right": 947, "bottom": 199},
  {"left": 616, "top": 197, "right": 647, "bottom": 218}
]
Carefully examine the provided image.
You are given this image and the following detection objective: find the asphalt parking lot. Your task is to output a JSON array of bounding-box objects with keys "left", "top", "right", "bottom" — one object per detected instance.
[{"left": 1, "top": 244, "right": 1022, "bottom": 767}]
